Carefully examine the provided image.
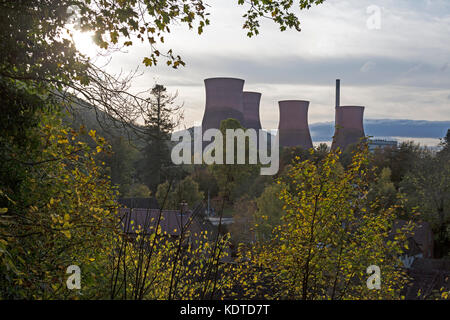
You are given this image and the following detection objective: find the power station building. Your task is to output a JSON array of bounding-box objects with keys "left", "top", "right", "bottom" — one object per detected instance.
[
  {"left": 368, "top": 139, "right": 398, "bottom": 151},
  {"left": 199, "top": 77, "right": 367, "bottom": 151},
  {"left": 201, "top": 77, "right": 246, "bottom": 132},
  {"left": 243, "top": 91, "right": 262, "bottom": 130},
  {"left": 277, "top": 100, "right": 313, "bottom": 149},
  {"left": 331, "top": 106, "right": 366, "bottom": 151},
  {"left": 331, "top": 79, "right": 367, "bottom": 151}
]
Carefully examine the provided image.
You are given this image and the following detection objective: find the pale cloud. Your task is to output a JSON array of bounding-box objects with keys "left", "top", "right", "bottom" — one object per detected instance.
[{"left": 75, "top": 0, "right": 450, "bottom": 131}]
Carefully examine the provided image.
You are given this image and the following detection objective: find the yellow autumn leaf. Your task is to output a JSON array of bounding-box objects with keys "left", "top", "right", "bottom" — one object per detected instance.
[
  {"left": 61, "top": 230, "right": 71, "bottom": 239},
  {"left": 88, "top": 129, "right": 96, "bottom": 138}
]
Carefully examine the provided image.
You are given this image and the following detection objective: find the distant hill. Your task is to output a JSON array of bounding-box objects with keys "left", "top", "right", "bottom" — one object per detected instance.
[
  {"left": 65, "top": 99, "right": 449, "bottom": 148},
  {"left": 310, "top": 119, "right": 450, "bottom": 144},
  {"left": 62, "top": 97, "right": 145, "bottom": 147}
]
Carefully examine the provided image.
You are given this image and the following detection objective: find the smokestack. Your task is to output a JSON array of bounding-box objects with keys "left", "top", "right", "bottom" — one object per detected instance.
[
  {"left": 336, "top": 79, "right": 340, "bottom": 108},
  {"left": 331, "top": 106, "right": 366, "bottom": 151},
  {"left": 243, "top": 91, "right": 262, "bottom": 130},
  {"left": 201, "top": 77, "right": 246, "bottom": 132},
  {"left": 277, "top": 100, "right": 313, "bottom": 149}
]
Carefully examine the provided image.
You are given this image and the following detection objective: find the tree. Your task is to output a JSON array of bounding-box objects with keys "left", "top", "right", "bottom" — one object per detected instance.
[
  {"left": 0, "top": 114, "right": 118, "bottom": 299},
  {"left": 230, "top": 196, "right": 257, "bottom": 245},
  {"left": 156, "top": 176, "right": 204, "bottom": 210},
  {"left": 279, "top": 143, "right": 330, "bottom": 175},
  {"left": 279, "top": 146, "right": 311, "bottom": 174},
  {"left": 209, "top": 118, "right": 259, "bottom": 205},
  {"left": 367, "top": 167, "right": 398, "bottom": 211},
  {"left": 370, "top": 141, "right": 423, "bottom": 187},
  {"left": 190, "top": 166, "right": 219, "bottom": 200},
  {"left": 126, "top": 183, "right": 152, "bottom": 198},
  {"left": 137, "top": 84, "right": 183, "bottom": 191},
  {"left": 108, "top": 207, "right": 230, "bottom": 300},
  {"left": 254, "top": 184, "right": 284, "bottom": 241},
  {"left": 107, "top": 136, "right": 140, "bottom": 196},
  {"left": 439, "top": 129, "right": 450, "bottom": 154},
  {"left": 230, "top": 145, "right": 413, "bottom": 300},
  {"left": 400, "top": 149, "right": 450, "bottom": 258}
]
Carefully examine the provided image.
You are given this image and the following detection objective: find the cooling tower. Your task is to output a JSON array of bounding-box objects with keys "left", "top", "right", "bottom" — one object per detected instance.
[
  {"left": 201, "top": 77, "right": 246, "bottom": 132},
  {"left": 277, "top": 100, "right": 313, "bottom": 149},
  {"left": 243, "top": 91, "right": 262, "bottom": 130},
  {"left": 331, "top": 106, "right": 366, "bottom": 151}
]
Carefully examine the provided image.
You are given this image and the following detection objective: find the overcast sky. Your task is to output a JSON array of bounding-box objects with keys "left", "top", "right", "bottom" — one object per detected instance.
[{"left": 76, "top": 0, "right": 450, "bottom": 131}]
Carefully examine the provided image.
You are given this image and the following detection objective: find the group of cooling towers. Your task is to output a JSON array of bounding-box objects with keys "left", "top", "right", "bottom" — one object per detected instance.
[{"left": 201, "top": 77, "right": 366, "bottom": 151}]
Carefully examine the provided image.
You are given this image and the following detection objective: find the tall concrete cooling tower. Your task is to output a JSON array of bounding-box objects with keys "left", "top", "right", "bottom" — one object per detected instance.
[
  {"left": 243, "top": 91, "right": 262, "bottom": 130},
  {"left": 278, "top": 100, "right": 313, "bottom": 149},
  {"left": 201, "top": 77, "right": 246, "bottom": 132},
  {"left": 331, "top": 106, "right": 366, "bottom": 151}
]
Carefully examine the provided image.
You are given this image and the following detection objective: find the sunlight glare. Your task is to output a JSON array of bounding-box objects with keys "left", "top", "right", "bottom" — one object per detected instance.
[{"left": 70, "top": 28, "right": 97, "bottom": 58}]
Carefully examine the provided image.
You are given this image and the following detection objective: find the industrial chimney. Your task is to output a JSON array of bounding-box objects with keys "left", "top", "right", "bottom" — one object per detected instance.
[
  {"left": 336, "top": 79, "right": 340, "bottom": 108},
  {"left": 243, "top": 91, "right": 262, "bottom": 130},
  {"left": 277, "top": 100, "right": 313, "bottom": 149},
  {"left": 331, "top": 106, "right": 366, "bottom": 151},
  {"left": 201, "top": 77, "right": 246, "bottom": 132}
]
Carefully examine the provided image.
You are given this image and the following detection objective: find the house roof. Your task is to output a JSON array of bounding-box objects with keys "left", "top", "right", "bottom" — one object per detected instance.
[
  {"left": 391, "top": 219, "right": 434, "bottom": 258},
  {"left": 119, "top": 208, "right": 204, "bottom": 237}
]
